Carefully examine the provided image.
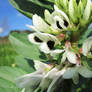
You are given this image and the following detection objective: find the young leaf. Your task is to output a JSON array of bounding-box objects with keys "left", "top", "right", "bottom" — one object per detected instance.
[{"left": 9, "top": 32, "right": 47, "bottom": 61}]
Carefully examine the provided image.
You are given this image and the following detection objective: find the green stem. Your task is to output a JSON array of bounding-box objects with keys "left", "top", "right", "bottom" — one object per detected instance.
[{"left": 71, "top": 27, "right": 88, "bottom": 42}]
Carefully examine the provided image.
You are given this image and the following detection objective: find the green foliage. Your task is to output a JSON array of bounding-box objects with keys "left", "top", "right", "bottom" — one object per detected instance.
[
  {"left": 0, "top": 66, "right": 27, "bottom": 92},
  {"left": 9, "top": 0, "right": 55, "bottom": 19},
  {"left": 9, "top": 32, "right": 47, "bottom": 61},
  {"left": 0, "top": 66, "right": 26, "bottom": 82},
  {"left": 0, "top": 77, "right": 21, "bottom": 92},
  {"left": 0, "top": 38, "right": 17, "bottom": 66},
  {"left": 79, "top": 28, "right": 92, "bottom": 44},
  {"left": 16, "top": 55, "right": 35, "bottom": 73},
  {"left": 82, "top": 56, "right": 92, "bottom": 70}
]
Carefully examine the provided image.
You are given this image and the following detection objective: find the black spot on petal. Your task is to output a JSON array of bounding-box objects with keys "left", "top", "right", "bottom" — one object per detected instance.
[
  {"left": 64, "top": 20, "right": 68, "bottom": 27},
  {"left": 76, "top": 0, "right": 80, "bottom": 5},
  {"left": 34, "top": 36, "right": 43, "bottom": 43},
  {"left": 47, "top": 40, "right": 55, "bottom": 50},
  {"left": 56, "top": 21, "right": 63, "bottom": 29}
]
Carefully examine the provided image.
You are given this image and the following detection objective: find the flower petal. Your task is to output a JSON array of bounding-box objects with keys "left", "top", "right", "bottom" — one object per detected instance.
[
  {"left": 82, "top": 37, "right": 92, "bottom": 56},
  {"left": 47, "top": 68, "right": 66, "bottom": 92},
  {"left": 44, "top": 10, "right": 54, "bottom": 24},
  {"left": 28, "top": 33, "right": 43, "bottom": 45},
  {"left": 45, "top": 68, "right": 59, "bottom": 79},
  {"left": 15, "top": 73, "right": 43, "bottom": 88},
  {"left": 39, "top": 68, "right": 58, "bottom": 91},
  {"left": 66, "top": 49, "right": 77, "bottom": 64},
  {"left": 54, "top": 5, "right": 69, "bottom": 23},
  {"left": 36, "top": 32, "right": 60, "bottom": 45},
  {"left": 40, "top": 42, "right": 51, "bottom": 54},
  {"left": 26, "top": 24, "right": 38, "bottom": 32},
  {"left": 50, "top": 49, "right": 64, "bottom": 57},
  {"left": 53, "top": 16, "right": 67, "bottom": 30},
  {"left": 22, "top": 88, "right": 25, "bottom": 92},
  {"left": 61, "top": 52, "right": 67, "bottom": 63},
  {"left": 34, "top": 60, "right": 51, "bottom": 71},
  {"left": 47, "top": 76, "right": 61, "bottom": 92},
  {"left": 33, "top": 14, "right": 50, "bottom": 33}
]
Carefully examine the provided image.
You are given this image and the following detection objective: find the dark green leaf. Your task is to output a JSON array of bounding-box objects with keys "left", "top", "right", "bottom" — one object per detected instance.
[
  {"left": 9, "top": 0, "right": 54, "bottom": 19},
  {"left": 9, "top": 32, "right": 47, "bottom": 61}
]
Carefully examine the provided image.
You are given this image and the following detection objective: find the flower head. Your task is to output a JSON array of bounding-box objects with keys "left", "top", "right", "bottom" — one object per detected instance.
[{"left": 55, "top": 0, "right": 92, "bottom": 31}]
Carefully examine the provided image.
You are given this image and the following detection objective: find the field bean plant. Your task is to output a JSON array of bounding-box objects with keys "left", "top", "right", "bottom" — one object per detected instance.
[{"left": 0, "top": 0, "right": 92, "bottom": 92}]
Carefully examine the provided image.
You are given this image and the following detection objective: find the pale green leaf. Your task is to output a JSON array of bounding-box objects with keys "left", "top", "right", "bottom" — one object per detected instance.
[
  {"left": 79, "top": 66, "right": 92, "bottom": 78},
  {"left": 63, "top": 67, "right": 79, "bottom": 79},
  {"left": 0, "top": 66, "right": 26, "bottom": 83},
  {"left": 9, "top": 32, "right": 47, "bottom": 61},
  {"left": 0, "top": 77, "right": 21, "bottom": 92},
  {"left": 16, "top": 56, "right": 35, "bottom": 73}
]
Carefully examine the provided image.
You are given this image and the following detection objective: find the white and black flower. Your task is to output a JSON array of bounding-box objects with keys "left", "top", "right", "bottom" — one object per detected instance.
[
  {"left": 28, "top": 32, "right": 64, "bottom": 55},
  {"left": 45, "top": 5, "right": 70, "bottom": 31}
]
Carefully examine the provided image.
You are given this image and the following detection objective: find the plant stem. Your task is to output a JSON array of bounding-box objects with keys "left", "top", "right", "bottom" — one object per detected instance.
[{"left": 61, "top": 79, "right": 72, "bottom": 92}]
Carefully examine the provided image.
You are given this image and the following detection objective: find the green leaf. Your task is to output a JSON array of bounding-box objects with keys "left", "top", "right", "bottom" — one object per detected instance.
[
  {"left": 79, "top": 66, "right": 92, "bottom": 78},
  {"left": 16, "top": 55, "right": 35, "bottom": 73},
  {"left": 0, "top": 77, "right": 21, "bottom": 92},
  {"left": 63, "top": 67, "right": 79, "bottom": 79},
  {"left": 82, "top": 56, "right": 92, "bottom": 70},
  {"left": 0, "top": 66, "right": 26, "bottom": 83},
  {"left": 79, "top": 28, "right": 92, "bottom": 44},
  {"left": 9, "top": 0, "right": 54, "bottom": 19},
  {"left": 9, "top": 32, "right": 47, "bottom": 61}
]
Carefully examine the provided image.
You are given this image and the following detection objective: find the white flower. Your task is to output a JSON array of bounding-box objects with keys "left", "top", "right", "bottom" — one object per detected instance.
[
  {"left": 63, "top": 66, "right": 79, "bottom": 79},
  {"left": 63, "top": 66, "right": 92, "bottom": 84},
  {"left": 61, "top": 41, "right": 78, "bottom": 64},
  {"left": 54, "top": 5, "right": 69, "bottom": 23},
  {"left": 28, "top": 33, "right": 43, "bottom": 45},
  {"left": 82, "top": 36, "right": 92, "bottom": 56},
  {"left": 46, "top": 68, "right": 66, "bottom": 92},
  {"left": 15, "top": 61, "right": 51, "bottom": 92},
  {"left": 50, "top": 49, "right": 64, "bottom": 57},
  {"left": 45, "top": 5, "right": 70, "bottom": 31},
  {"left": 28, "top": 32, "right": 60, "bottom": 45},
  {"left": 65, "top": 48, "right": 77, "bottom": 64},
  {"left": 33, "top": 14, "right": 51, "bottom": 33},
  {"left": 39, "top": 67, "right": 66, "bottom": 92},
  {"left": 28, "top": 32, "right": 64, "bottom": 55}
]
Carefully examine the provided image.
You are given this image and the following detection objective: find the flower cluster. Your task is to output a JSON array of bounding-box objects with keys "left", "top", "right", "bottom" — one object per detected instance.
[{"left": 15, "top": 0, "right": 92, "bottom": 92}]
